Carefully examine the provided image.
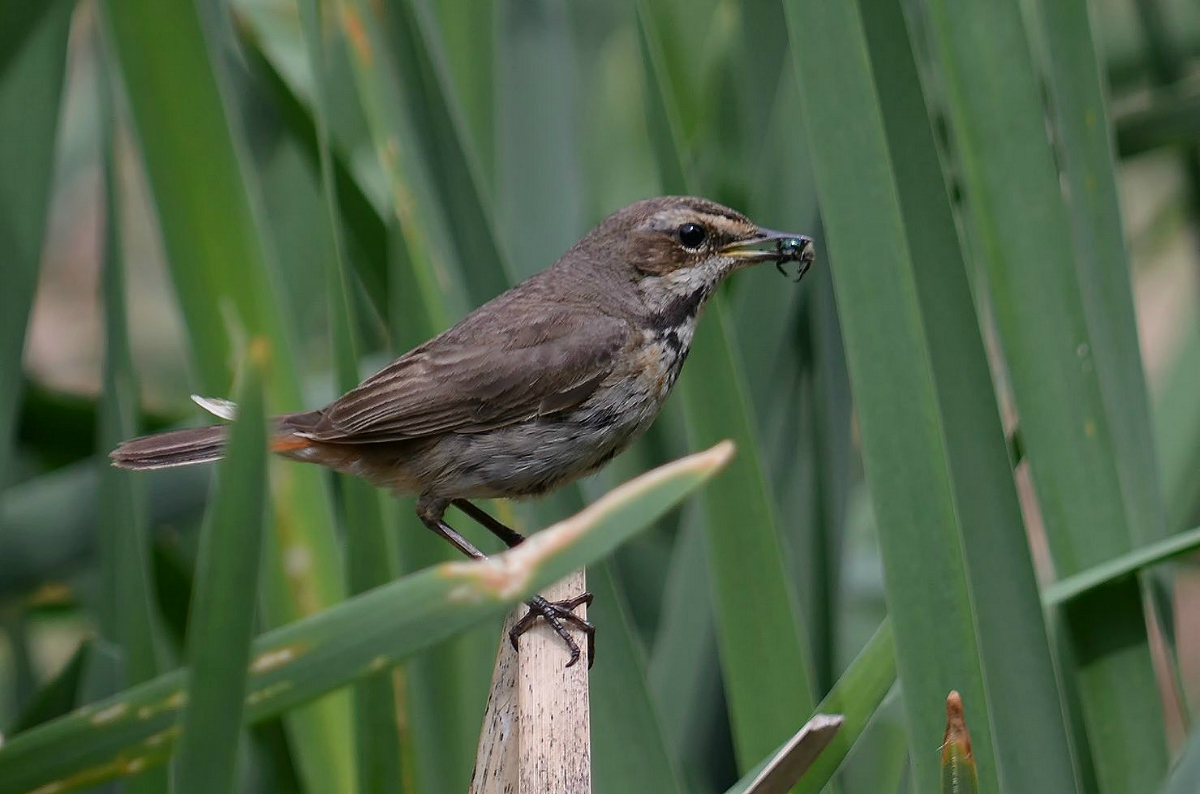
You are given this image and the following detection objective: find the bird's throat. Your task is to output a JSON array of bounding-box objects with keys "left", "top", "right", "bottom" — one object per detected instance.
[{"left": 645, "top": 283, "right": 714, "bottom": 332}]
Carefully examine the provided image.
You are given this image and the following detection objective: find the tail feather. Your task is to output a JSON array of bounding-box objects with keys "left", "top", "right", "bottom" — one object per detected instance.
[
  {"left": 191, "top": 394, "right": 238, "bottom": 421},
  {"left": 110, "top": 425, "right": 227, "bottom": 470},
  {"left": 110, "top": 397, "right": 323, "bottom": 470}
]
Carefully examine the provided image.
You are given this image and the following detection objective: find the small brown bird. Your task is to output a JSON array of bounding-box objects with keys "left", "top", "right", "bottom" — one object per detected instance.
[{"left": 112, "top": 196, "right": 814, "bottom": 667}]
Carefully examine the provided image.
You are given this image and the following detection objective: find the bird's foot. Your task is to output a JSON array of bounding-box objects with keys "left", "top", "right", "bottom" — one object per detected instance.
[{"left": 510, "top": 592, "right": 595, "bottom": 668}]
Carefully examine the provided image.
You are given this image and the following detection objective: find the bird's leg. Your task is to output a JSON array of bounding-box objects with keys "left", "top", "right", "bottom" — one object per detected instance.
[
  {"left": 451, "top": 499, "right": 527, "bottom": 548},
  {"left": 418, "top": 499, "right": 594, "bottom": 668},
  {"left": 452, "top": 499, "right": 595, "bottom": 666}
]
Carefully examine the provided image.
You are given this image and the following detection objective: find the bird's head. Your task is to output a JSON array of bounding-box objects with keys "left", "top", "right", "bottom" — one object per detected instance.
[{"left": 566, "top": 196, "right": 814, "bottom": 317}]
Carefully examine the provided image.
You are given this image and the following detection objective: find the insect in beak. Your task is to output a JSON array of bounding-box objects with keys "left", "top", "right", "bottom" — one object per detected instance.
[{"left": 720, "top": 229, "right": 815, "bottom": 282}]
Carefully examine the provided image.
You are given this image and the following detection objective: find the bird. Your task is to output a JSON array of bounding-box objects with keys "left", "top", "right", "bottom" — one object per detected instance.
[{"left": 111, "top": 196, "right": 815, "bottom": 667}]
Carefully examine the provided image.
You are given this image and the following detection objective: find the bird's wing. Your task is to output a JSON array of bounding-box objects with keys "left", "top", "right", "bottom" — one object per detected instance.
[{"left": 302, "top": 311, "right": 629, "bottom": 443}]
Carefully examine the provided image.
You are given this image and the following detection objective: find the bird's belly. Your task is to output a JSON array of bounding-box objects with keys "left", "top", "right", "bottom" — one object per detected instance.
[{"left": 414, "top": 375, "right": 668, "bottom": 499}]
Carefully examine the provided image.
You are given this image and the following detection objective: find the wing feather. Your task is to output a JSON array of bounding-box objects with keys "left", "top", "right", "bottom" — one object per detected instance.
[{"left": 303, "top": 311, "right": 628, "bottom": 443}]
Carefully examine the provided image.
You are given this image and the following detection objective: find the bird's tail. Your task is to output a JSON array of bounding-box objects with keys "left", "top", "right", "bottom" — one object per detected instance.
[
  {"left": 110, "top": 425, "right": 228, "bottom": 470},
  {"left": 109, "top": 395, "right": 316, "bottom": 471}
]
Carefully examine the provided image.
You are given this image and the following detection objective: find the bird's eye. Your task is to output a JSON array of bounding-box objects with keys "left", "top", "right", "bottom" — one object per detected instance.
[{"left": 677, "top": 223, "right": 707, "bottom": 249}]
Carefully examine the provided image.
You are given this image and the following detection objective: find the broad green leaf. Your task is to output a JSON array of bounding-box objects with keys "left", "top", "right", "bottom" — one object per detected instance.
[
  {"left": 172, "top": 347, "right": 269, "bottom": 794},
  {"left": 102, "top": 0, "right": 355, "bottom": 789},
  {"left": 785, "top": 0, "right": 1085, "bottom": 789},
  {"left": 787, "top": 2, "right": 1003, "bottom": 790},
  {"left": 1037, "top": 0, "right": 1168, "bottom": 546},
  {"left": 919, "top": 0, "right": 1168, "bottom": 786},
  {"left": 919, "top": 0, "right": 1144, "bottom": 565},
  {"left": 0, "top": 443, "right": 733, "bottom": 794},
  {"left": 858, "top": 0, "right": 1078, "bottom": 789},
  {"left": 0, "top": 0, "right": 71, "bottom": 488}
]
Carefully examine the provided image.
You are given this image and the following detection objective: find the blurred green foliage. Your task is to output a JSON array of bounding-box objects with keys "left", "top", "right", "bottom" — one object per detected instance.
[{"left": 2, "top": 0, "right": 1200, "bottom": 792}]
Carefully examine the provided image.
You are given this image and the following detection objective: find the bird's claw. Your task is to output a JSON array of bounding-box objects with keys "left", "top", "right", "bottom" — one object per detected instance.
[{"left": 510, "top": 592, "right": 595, "bottom": 668}]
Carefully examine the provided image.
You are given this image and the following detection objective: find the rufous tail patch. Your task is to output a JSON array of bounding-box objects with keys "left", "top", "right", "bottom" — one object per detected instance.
[{"left": 272, "top": 435, "right": 313, "bottom": 453}]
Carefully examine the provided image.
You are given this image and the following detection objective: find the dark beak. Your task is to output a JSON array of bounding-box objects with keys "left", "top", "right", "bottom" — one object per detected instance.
[{"left": 720, "top": 229, "right": 815, "bottom": 280}]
